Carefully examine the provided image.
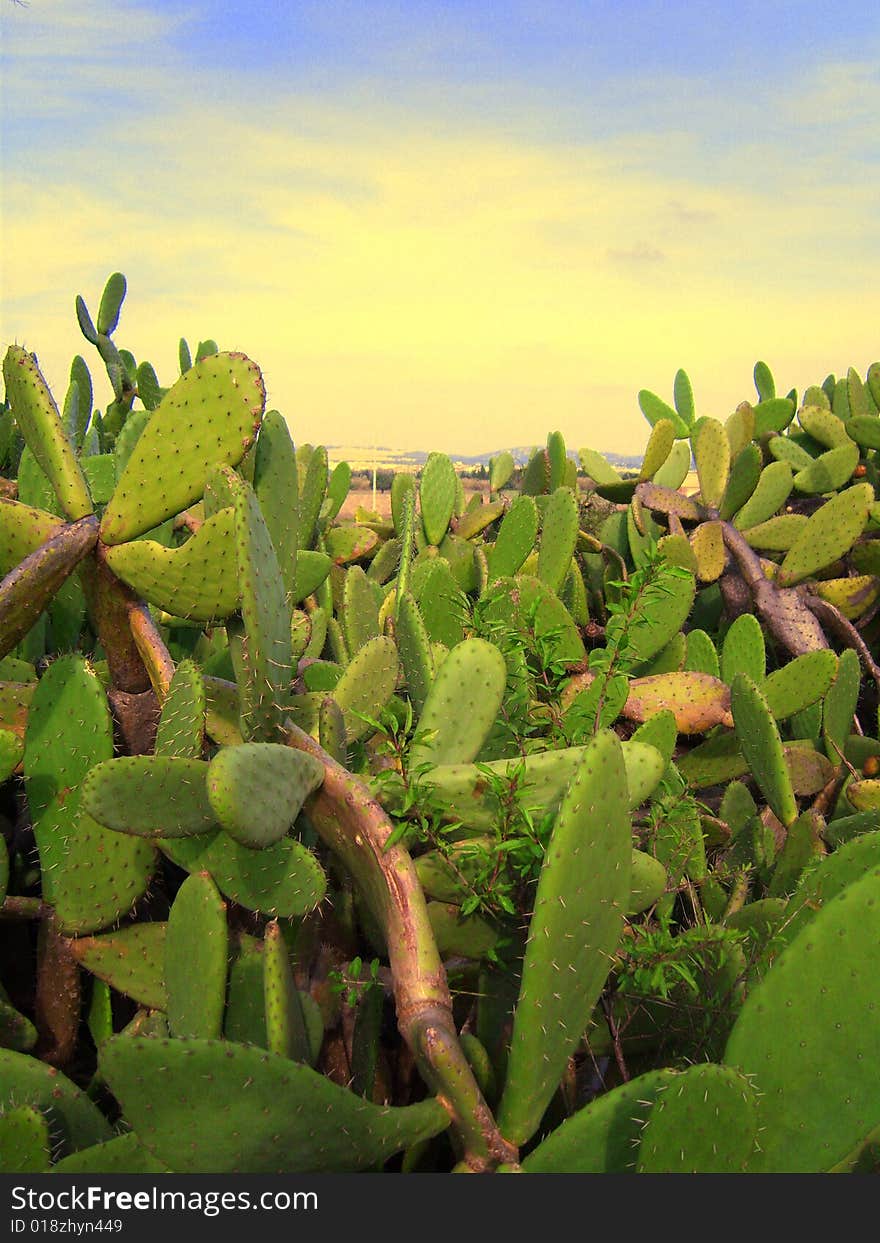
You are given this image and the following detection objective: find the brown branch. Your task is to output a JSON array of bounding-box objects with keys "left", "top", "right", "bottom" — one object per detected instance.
[{"left": 284, "top": 719, "right": 517, "bottom": 1171}]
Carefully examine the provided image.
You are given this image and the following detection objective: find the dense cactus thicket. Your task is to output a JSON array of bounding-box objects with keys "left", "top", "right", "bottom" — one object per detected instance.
[{"left": 1, "top": 273, "right": 880, "bottom": 1173}]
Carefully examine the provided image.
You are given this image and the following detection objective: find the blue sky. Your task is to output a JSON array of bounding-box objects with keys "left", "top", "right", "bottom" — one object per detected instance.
[{"left": 2, "top": 0, "right": 878, "bottom": 454}]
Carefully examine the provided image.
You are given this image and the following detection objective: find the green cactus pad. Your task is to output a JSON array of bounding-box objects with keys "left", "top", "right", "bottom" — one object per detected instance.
[
  {"left": 0, "top": 1105, "right": 50, "bottom": 1172},
  {"left": 52, "top": 1132, "right": 170, "bottom": 1174},
  {"left": 797, "top": 404, "right": 850, "bottom": 448},
  {"left": 768, "top": 434, "right": 816, "bottom": 472},
  {"left": 651, "top": 439, "right": 692, "bottom": 490},
  {"left": 165, "top": 872, "right": 228, "bottom": 1039},
  {"left": 777, "top": 483, "right": 872, "bottom": 586},
  {"left": 720, "top": 613, "right": 766, "bottom": 685},
  {"left": 0, "top": 984, "right": 37, "bottom": 1052},
  {"left": 486, "top": 496, "right": 540, "bottom": 581},
  {"left": 683, "top": 629, "right": 720, "bottom": 678},
  {"left": 99, "top": 352, "right": 265, "bottom": 544},
  {"left": 226, "top": 467, "right": 292, "bottom": 741},
  {"left": 719, "top": 443, "right": 762, "bottom": 521},
  {"left": 416, "top": 740, "right": 662, "bottom": 834},
  {"left": 206, "top": 743, "right": 324, "bottom": 849},
  {"left": 418, "top": 452, "right": 458, "bottom": 546},
  {"left": 636, "top": 1064, "right": 759, "bottom": 1173},
  {"left": 81, "top": 756, "right": 216, "bottom": 838},
  {"left": 742, "top": 513, "right": 808, "bottom": 551},
  {"left": 330, "top": 634, "right": 399, "bottom": 742},
  {"left": 724, "top": 866, "right": 880, "bottom": 1171},
  {"left": 536, "top": 487, "right": 578, "bottom": 594},
  {"left": 155, "top": 659, "right": 206, "bottom": 759},
  {"left": 292, "top": 548, "right": 331, "bottom": 602},
  {"left": 68, "top": 922, "right": 167, "bottom": 1011},
  {"left": 412, "top": 558, "right": 469, "bottom": 649},
  {"left": 630, "top": 709, "right": 679, "bottom": 767},
  {"left": 638, "top": 419, "right": 677, "bottom": 482},
  {"left": 579, "top": 447, "right": 621, "bottom": 486},
  {"left": 3, "top": 346, "right": 93, "bottom": 522},
  {"left": 394, "top": 590, "right": 433, "bottom": 716},
  {"left": 409, "top": 638, "right": 507, "bottom": 770},
  {"left": 521, "top": 1068, "right": 678, "bottom": 1172},
  {"left": 761, "top": 650, "right": 837, "bottom": 720},
  {"left": 732, "top": 461, "right": 793, "bottom": 530},
  {"left": 427, "top": 902, "right": 500, "bottom": 958},
  {"left": 341, "top": 565, "right": 380, "bottom": 655},
  {"left": 253, "top": 410, "right": 299, "bottom": 598},
  {"left": 24, "top": 656, "right": 155, "bottom": 933},
  {"left": 823, "top": 647, "right": 861, "bottom": 766},
  {"left": 0, "top": 1049, "right": 112, "bottom": 1155},
  {"left": 629, "top": 849, "right": 668, "bottom": 915},
  {"left": 99, "top": 1036, "right": 449, "bottom": 1173},
  {"left": 497, "top": 731, "right": 631, "bottom": 1147},
  {"left": 845, "top": 414, "right": 880, "bottom": 450},
  {"left": 610, "top": 563, "right": 695, "bottom": 670},
  {"left": 792, "top": 440, "right": 860, "bottom": 494},
  {"left": 638, "top": 389, "right": 689, "bottom": 438},
  {"left": 263, "top": 919, "right": 313, "bottom": 1064},
  {"left": 0, "top": 498, "right": 63, "bottom": 576},
  {"left": 752, "top": 396, "right": 795, "bottom": 436},
  {"left": 104, "top": 507, "right": 239, "bottom": 621},
  {"left": 164, "top": 827, "right": 327, "bottom": 918},
  {"left": 324, "top": 524, "right": 379, "bottom": 565},
  {"left": 693, "top": 417, "right": 730, "bottom": 509},
  {"left": 731, "top": 673, "right": 798, "bottom": 827}
]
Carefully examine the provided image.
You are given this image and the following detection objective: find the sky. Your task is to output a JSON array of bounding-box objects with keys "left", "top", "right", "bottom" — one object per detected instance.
[{"left": 1, "top": 1, "right": 878, "bottom": 456}]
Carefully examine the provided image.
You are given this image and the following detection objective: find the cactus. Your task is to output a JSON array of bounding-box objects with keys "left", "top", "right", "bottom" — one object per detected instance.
[
  {"left": 24, "top": 656, "right": 155, "bottom": 933},
  {"left": 99, "top": 1036, "right": 450, "bottom": 1173},
  {"left": 3, "top": 347, "right": 93, "bottom": 522},
  {"left": 731, "top": 673, "right": 798, "bottom": 827},
  {"left": 104, "top": 507, "right": 239, "bottom": 621},
  {"left": 496, "top": 731, "right": 631, "bottom": 1146},
  {"left": 408, "top": 638, "right": 507, "bottom": 770},
  {"left": 165, "top": 872, "right": 228, "bottom": 1039},
  {"left": 635, "top": 1064, "right": 759, "bottom": 1173},
  {"left": 206, "top": 743, "right": 324, "bottom": 849},
  {"left": 724, "top": 866, "right": 880, "bottom": 1171},
  {"left": 536, "top": 487, "right": 579, "bottom": 594},
  {"left": 68, "top": 923, "right": 167, "bottom": 1011},
  {"left": 100, "top": 353, "right": 265, "bottom": 544}
]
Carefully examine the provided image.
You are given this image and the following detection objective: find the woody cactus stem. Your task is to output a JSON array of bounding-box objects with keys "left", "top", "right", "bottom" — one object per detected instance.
[
  {"left": 80, "top": 554, "right": 152, "bottom": 693},
  {"left": 127, "top": 600, "right": 175, "bottom": 699},
  {"left": 284, "top": 721, "right": 517, "bottom": 1171},
  {"left": 721, "top": 522, "right": 829, "bottom": 658}
]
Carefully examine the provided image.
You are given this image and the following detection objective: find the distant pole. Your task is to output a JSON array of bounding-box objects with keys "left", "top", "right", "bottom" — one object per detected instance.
[{"left": 372, "top": 446, "right": 377, "bottom": 511}]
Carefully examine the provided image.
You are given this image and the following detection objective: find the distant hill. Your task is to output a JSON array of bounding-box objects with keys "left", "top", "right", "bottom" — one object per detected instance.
[{"left": 326, "top": 444, "right": 643, "bottom": 472}]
